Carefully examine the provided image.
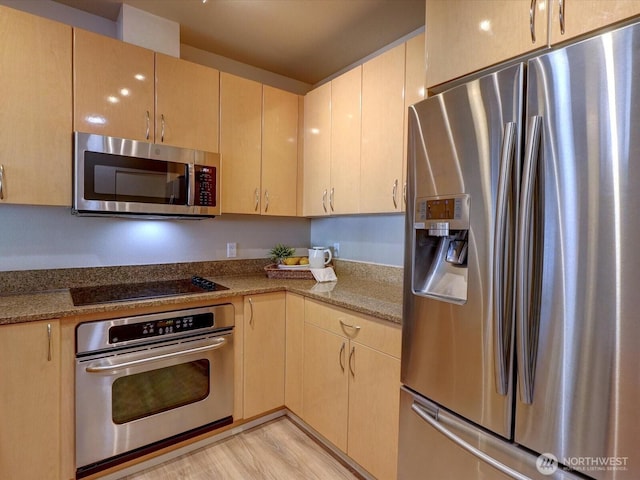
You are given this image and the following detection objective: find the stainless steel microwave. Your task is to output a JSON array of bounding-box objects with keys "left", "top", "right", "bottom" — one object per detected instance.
[{"left": 73, "top": 132, "right": 220, "bottom": 218}]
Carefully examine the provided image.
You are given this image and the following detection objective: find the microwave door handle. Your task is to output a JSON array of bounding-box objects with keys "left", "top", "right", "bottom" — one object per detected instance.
[
  {"left": 84, "top": 337, "right": 227, "bottom": 374},
  {"left": 187, "top": 164, "right": 196, "bottom": 206}
]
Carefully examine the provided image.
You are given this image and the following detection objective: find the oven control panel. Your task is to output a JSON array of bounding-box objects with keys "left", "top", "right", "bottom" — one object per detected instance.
[{"left": 109, "top": 312, "right": 214, "bottom": 344}]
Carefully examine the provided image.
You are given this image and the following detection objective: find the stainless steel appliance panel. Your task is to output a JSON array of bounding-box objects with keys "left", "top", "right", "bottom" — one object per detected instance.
[
  {"left": 402, "top": 64, "right": 524, "bottom": 438},
  {"left": 514, "top": 23, "right": 640, "bottom": 478},
  {"left": 75, "top": 305, "right": 234, "bottom": 471},
  {"left": 399, "top": 388, "right": 583, "bottom": 480},
  {"left": 73, "top": 132, "right": 220, "bottom": 217}
]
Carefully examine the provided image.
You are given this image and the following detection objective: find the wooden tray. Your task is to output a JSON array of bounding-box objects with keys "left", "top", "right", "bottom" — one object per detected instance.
[{"left": 264, "top": 263, "right": 324, "bottom": 280}]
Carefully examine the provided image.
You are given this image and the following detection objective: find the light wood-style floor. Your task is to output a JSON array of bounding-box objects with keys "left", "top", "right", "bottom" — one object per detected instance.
[{"left": 120, "top": 417, "right": 361, "bottom": 480}]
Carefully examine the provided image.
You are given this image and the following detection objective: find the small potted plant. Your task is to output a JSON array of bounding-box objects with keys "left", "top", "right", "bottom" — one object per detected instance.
[{"left": 268, "top": 243, "right": 296, "bottom": 265}]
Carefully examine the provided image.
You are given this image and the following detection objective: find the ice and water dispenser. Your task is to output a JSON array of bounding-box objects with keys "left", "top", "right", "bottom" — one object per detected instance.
[{"left": 412, "top": 194, "right": 469, "bottom": 304}]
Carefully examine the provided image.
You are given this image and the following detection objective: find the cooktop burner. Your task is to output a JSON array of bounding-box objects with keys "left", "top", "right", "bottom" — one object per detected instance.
[{"left": 69, "top": 276, "right": 229, "bottom": 306}]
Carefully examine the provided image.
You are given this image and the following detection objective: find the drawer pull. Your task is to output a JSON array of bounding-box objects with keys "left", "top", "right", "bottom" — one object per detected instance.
[{"left": 339, "top": 319, "right": 361, "bottom": 334}]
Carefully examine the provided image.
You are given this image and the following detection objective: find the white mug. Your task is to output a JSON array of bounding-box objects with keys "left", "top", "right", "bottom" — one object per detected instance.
[{"left": 308, "top": 246, "right": 332, "bottom": 269}]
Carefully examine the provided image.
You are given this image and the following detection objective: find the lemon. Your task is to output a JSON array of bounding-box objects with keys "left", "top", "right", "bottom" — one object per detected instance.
[
  {"left": 284, "top": 257, "right": 300, "bottom": 265},
  {"left": 299, "top": 257, "right": 309, "bottom": 265}
]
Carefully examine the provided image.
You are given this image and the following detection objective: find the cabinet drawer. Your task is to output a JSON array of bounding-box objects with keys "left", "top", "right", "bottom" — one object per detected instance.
[{"left": 304, "top": 298, "right": 401, "bottom": 359}]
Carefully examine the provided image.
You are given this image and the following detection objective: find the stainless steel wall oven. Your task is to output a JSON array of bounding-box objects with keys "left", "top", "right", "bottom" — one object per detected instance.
[{"left": 75, "top": 304, "right": 234, "bottom": 478}]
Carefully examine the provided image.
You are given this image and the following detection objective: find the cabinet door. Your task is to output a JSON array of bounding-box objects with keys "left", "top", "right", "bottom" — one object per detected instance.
[
  {"left": 549, "top": 0, "right": 640, "bottom": 45},
  {"left": 347, "top": 342, "right": 401, "bottom": 480},
  {"left": 285, "top": 293, "right": 304, "bottom": 416},
  {"left": 302, "top": 323, "right": 349, "bottom": 451},
  {"left": 303, "top": 82, "right": 331, "bottom": 216},
  {"left": 330, "top": 66, "right": 362, "bottom": 215},
  {"left": 74, "top": 28, "right": 154, "bottom": 141},
  {"left": 425, "top": 0, "right": 547, "bottom": 88},
  {"left": 220, "top": 72, "right": 262, "bottom": 214},
  {"left": 262, "top": 86, "right": 299, "bottom": 216},
  {"left": 155, "top": 53, "right": 219, "bottom": 153},
  {"left": 0, "top": 6, "right": 71, "bottom": 207},
  {"left": 0, "top": 321, "right": 60, "bottom": 480},
  {"left": 243, "top": 292, "right": 285, "bottom": 418},
  {"left": 360, "top": 43, "right": 405, "bottom": 214},
  {"left": 403, "top": 33, "right": 426, "bottom": 212}
]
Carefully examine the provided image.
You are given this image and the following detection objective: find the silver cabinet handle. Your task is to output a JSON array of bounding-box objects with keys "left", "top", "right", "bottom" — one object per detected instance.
[
  {"left": 339, "top": 342, "right": 346, "bottom": 372},
  {"left": 329, "top": 187, "right": 335, "bottom": 212},
  {"left": 248, "top": 297, "right": 254, "bottom": 326},
  {"left": 516, "top": 116, "right": 544, "bottom": 405},
  {"left": 47, "top": 323, "right": 52, "bottom": 362},
  {"left": 254, "top": 188, "right": 260, "bottom": 212},
  {"left": 145, "top": 110, "right": 150, "bottom": 140},
  {"left": 160, "top": 113, "right": 165, "bottom": 142},
  {"left": 348, "top": 346, "right": 355, "bottom": 376},
  {"left": 411, "top": 401, "right": 533, "bottom": 480},
  {"left": 264, "top": 190, "right": 269, "bottom": 213},
  {"left": 529, "top": 0, "right": 537, "bottom": 43},
  {"left": 392, "top": 179, "right": 399, "bottom": 209},
  {"left": 339, "top": 319, "right": 361, "bottom": 335},
  {"left": 493, "top": 122, "right": 517, "bottom": 396},
  {"left": 559, "top": 0, "right": 565, "bottom": 35},
  {"left": 403, "top": 182, "right": 407, "bottom": 206},
  {"left": 322, "top": 189, "right": 328, "bottom": 213},
  {"left": 0, "top": 164, "right": 4, "bottom": 200},
  {"left": 85, "top": 337, "right": 227, "bottom": 374}
]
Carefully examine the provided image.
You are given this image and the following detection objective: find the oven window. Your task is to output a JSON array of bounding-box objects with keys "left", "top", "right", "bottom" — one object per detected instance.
[
  {"left": 112, "top": 360, "right": 210, "bottom": 424},
  {"left": 84, "top": 151, "right": 188, "bottom": 204}
]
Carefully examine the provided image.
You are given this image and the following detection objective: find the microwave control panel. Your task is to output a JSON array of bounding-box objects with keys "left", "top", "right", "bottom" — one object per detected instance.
[{"left": 194, "top": 165, "right": 216, "bottom": 206}]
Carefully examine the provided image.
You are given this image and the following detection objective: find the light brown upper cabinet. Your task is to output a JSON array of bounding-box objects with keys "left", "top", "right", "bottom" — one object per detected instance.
[
  {"left": 403, "top": 32, "right": 426, "bottom": 212},
  {"left": 548, "top": 0, "right": 640, "bottom": 45},
  {"left": 426, "top": 0, "right": 640, "bottom": 89},
  {"left": 261, "top": 85, "right": 299, "bottom": 216},
  {"left": 154, "top": 53, "right": 219, "bottom": 153},
  {"left": 302, "top": 82, "right": 332, "bottom": 216},
  {"left": 74, "top": 29, "right": 219, "bottom": 153},
  {"left": 220, "top": 73, "right": 299, "bottom": 216},
  {"left": 360, "top": 43, "right": 406, "bottom": 214},
  {"left": 330, "top": 66, "right": 362, "bottom": 215},
  {"left": 0, "top": 6, "right": 72, "bottom": 207},
  {"left": 425, "top": 0, "right": 548, "bottom": 88},
  {"left": 220, "top": 73, "right": 262, "bottom": 214}
]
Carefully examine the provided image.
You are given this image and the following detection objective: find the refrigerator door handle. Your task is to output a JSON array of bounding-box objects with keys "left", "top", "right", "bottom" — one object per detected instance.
[
  {"left": 516, "top": 115, "right": 543, "bottom": 405},
  {"left": 410, "top": 401, "right": 533, "bottom": 480},
  {"left": 493, "top": 121, "right": 517, "bottom": 396}
]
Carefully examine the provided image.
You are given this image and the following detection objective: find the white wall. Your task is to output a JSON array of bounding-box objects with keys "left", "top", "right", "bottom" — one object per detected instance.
[
  {"left": 311, "top": 214, "right": 405, "bottom": 267},
  {"left": 0, "top": 206, "right": 310, "bottom": 271}
]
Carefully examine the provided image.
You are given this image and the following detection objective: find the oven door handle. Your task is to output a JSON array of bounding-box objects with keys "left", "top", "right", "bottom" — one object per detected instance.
[{"left": 84, "top": 337, "right": 227, "bottom": 374}]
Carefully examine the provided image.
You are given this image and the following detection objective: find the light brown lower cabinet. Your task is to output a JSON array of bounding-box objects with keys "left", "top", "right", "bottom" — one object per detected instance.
[
  {"left": 243, "top": 292, "right": 286, "bottom": 418},
  {"left": 0, "top": 320, "right": 61, "bottom": 480},
  {"left": 302, "top": 299, "right": 401, "bottom": 480}
]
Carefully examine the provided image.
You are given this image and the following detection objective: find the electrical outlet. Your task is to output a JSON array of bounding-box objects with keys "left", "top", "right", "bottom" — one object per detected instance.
[
  {"left": 226, "top": 242, "right": 237, "bottom": 258},
  {"left": 333, "top": 242, "right": 340, "bottom": 258}
]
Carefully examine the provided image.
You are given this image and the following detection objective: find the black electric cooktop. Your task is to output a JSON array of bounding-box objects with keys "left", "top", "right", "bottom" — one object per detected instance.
[{"left": 69, "top": 276, "right": 229, "bottom": 306}]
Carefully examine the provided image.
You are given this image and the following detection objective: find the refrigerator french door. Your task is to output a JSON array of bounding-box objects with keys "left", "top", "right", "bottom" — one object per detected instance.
[{"left": 400, "top": 20, "right": 640, "bottom": 480}]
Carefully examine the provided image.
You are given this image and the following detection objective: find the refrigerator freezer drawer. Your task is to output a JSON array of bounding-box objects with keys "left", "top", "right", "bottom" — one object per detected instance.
[{"left": 398, "top": 388, "right": 583, "bottom": 480}]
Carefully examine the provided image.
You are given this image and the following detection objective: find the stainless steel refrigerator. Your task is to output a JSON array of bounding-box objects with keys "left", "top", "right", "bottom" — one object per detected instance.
[{"left": 400, "top": 21, "right": 640, "bottom": 480}]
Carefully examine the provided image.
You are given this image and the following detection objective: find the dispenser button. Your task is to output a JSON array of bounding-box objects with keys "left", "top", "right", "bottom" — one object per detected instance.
[{"left": 429, "top": 222, "right": 450, "bottom": 237}]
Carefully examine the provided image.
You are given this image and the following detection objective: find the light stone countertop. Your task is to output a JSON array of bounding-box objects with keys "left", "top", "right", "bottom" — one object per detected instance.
[{"left": 0, "top": 268, "right": 403, "bottom": 326}]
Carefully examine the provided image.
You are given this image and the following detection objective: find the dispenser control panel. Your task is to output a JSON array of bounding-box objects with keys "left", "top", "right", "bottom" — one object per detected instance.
[{"left": 414, "top": 194, "right": 469, "bottom": 231}]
